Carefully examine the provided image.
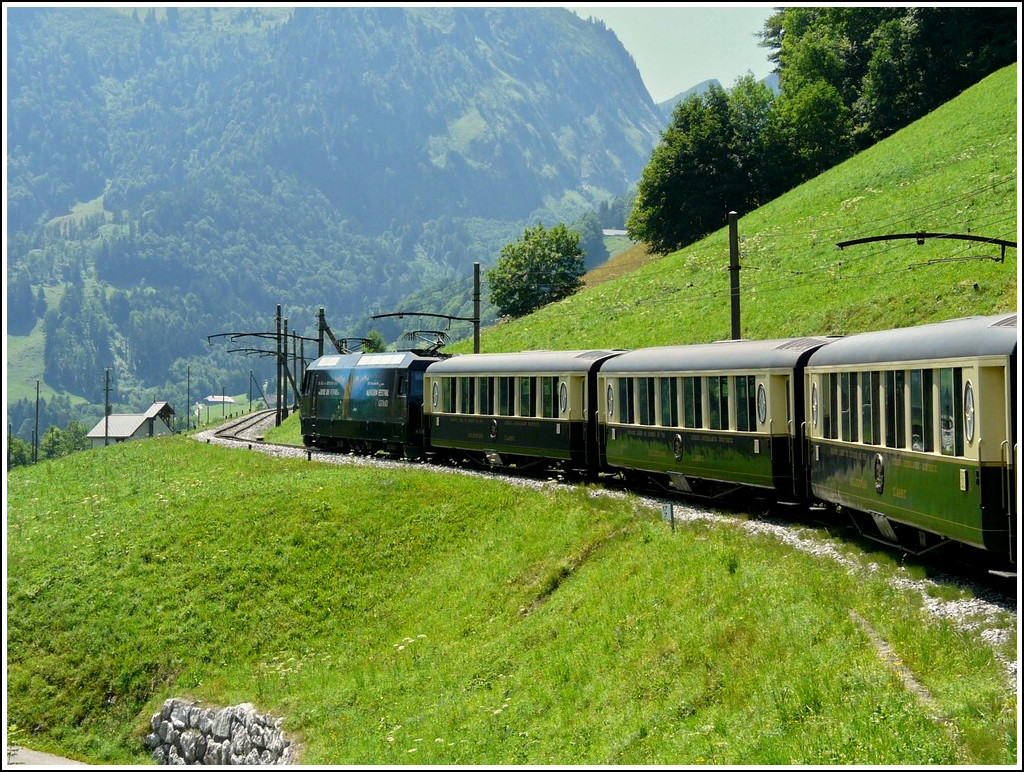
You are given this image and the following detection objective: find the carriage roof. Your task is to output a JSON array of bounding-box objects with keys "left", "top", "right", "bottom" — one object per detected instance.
[
  {"left": 426, "top": 350, "right": 622, "bottom": 375},
  {"left": 806, "top": 314, "right": 1017, "bottom": 367},
  {"left": 599, "top": 337, "right": 834, "bottom": 374}
]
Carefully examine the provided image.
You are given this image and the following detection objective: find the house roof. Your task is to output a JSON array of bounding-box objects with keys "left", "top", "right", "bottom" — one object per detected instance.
[
  {"left": 86, "top": 414, "right": 150, "bottom": 439},
  {"left": 144, "top": 401, "right": 174, "bottom": 419},
  {"left": 86, "top": 402, "right": 174, "bottom": 439}
]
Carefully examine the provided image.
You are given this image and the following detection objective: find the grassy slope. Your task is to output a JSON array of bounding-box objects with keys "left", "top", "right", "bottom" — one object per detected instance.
[
  {"left": 455, "top": 64, "right": 1017, "bottom": 355},
  {"left": 5, "top": 66, "right": 1019, "bottom": 766},
  {"left": 6, "top": 437, "right": 1017, "bottom": 764}
]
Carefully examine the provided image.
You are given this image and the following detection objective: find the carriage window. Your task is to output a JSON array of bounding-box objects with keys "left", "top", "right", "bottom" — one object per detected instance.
[
  {"left": 819, "top": 372, "right": 835, "bottom": 438},
  {"left": 541, "top": 377, "right": 558, "bottom": 418},
  {"left": 618, "top": 378, "right": 635, "bottom": 424},
  {"left": 460, "top": 377, "right": 475, "bottom": 414},
  {"left": 861, "top": 372, "right": 880, "bottom": 445},
  {"left": 659, "top": 377, "right": 679, "bottom": 427},
  {"left": 638, "top": 378, "right": 656, "bottom": 426},
  {"left": 519, "top": 377, "right": 537, "bottom": 417},
  {"left": 939, "top": 368, "right": 963, "bottom": 456},
  {"left": 397, "top": 375, "right": 408, "bottom": 397},
  {"left": 840, "top": 372, "right": 859, "bottom": 442},
  {"left": 480, "top": 377, "right": 494, "bottom": 415},
  {"left": 708, "top": 376, "right": 729, "bottom": 430},
  {"left": 884, "top": 370, "right": 905, "bottom": 448},
  {"left": 683, "top": 377, "right": 702, "bottom": 429},
  {"left": 736, "top": 375, "right": 756, "bottom": 432},
  {"left": 498, "top": 377, "right": 514, "bottom": 416},
  {"left": 442, "top": 377, "right": 456, "bottom": 413},
  {"left": 910, "top": 369, "right": 933, "bottom": 452}
]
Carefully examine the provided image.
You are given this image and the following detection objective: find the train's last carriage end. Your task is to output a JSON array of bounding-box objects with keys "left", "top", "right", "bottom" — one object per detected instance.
[{"left": 804, "top": 313, "right": 1017, "bottom": 575}]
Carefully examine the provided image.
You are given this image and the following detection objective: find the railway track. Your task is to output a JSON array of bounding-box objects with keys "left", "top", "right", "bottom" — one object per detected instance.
[
  {"left": 204, "top": 412, "right": 1015, "bottom": 586},
  {"left": 197, "top": 411, "right": 1016, "bottom": 687}
]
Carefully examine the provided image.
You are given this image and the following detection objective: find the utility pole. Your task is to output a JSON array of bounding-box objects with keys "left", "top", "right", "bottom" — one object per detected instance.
[
  {"left": 276, "top": 305, "right": 283, "bottom": 426},
  {"left": 317, "top": 307, "right": 326, "bottom": 358},
  {"left": 473, "top": 262, "right": 481, "bottom": 354},
  {"left": 33, "top": 380, "right": 39, "bottom": 462},
  {"left": 186, "top": 364, "right": 191, "bottom": 431},
  {"left": 283, "top": 316, "right": 290, "bottom": 418},
  {"left": 104, "top": 368, "right": 112, "bottom": 446},
  {"left": 729, "top": 211, "right": 741, "bottom": 340}
]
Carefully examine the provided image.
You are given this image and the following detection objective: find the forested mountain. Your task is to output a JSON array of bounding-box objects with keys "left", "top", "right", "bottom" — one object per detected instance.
[
  {"left": 6, "top": 5, "right": 1015, "bottom": 449},
  {"left": 6, "top": 6, "right": 663, "bottom": 437}
]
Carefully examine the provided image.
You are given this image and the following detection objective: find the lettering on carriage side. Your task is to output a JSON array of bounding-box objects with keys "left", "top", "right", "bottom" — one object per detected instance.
[
  {"left": 318, "top": 387, "right": 341, "bottom": 397},
  {"left": 892, "top": 487, "right": 908, "bottom": 499}
]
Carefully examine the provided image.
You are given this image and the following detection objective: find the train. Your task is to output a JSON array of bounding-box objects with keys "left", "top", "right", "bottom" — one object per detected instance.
[{"left": 300, "top": 313, "right": 1018, "bottom": 575}]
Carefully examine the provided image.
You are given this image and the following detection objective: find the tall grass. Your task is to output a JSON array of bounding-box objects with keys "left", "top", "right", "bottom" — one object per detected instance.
[{"left": 6, "top": 437, "right": 1016, "bottom": 764}]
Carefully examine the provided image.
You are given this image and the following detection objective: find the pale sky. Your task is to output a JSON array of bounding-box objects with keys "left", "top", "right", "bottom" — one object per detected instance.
[{"left": 565, "top": 4, "right": 777, "bottom": 103}]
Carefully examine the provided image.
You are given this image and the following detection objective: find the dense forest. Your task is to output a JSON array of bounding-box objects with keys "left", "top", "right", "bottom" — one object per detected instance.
[
  {"left": 628, "top": 6, "right": 1018, "bottom": 254},
  {"left": 5, "top": 6, "right": 1017, "bottom": 451},
  {"left": 6, "top": 6, "right": 662, "bottom": 442}
]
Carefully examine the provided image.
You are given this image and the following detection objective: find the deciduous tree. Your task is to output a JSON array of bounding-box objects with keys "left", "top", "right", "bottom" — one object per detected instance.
[{"left": 487, "top": 223, "right": 585, "bottom": 318}]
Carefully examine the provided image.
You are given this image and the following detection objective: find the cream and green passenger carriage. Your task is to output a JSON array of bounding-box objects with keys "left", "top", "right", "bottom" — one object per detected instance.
[
  {"left": 804, "top": 313, "right": 1017, "bottom": 568},
  {"left": 423, "top": 350, "right": 621, "bottom": 471},
  {"left": 596, "top": 337, "right": 834, "bottom": 499}
]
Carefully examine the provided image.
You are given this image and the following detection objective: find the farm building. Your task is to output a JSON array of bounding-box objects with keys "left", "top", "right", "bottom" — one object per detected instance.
[{"left": 86, "top": 402, "right": 176, "bottom": 449}]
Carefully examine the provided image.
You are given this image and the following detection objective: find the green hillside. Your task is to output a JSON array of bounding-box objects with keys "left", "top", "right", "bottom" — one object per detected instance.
[
  {"left": 5, "top": 64, "right": 1018, "bottom": 767},
  {"left": 6, "top": 436, "right": 1016, "bottom": 765},
  {"left": 457, "top": 64, "right": 1017, "bottom": 355}
]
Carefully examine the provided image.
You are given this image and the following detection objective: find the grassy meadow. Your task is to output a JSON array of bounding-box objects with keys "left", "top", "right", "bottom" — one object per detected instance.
[
  {"left": 5, "top": 434, "right": 1017, "bottom": 764},
  {"left": 453, "top": 64, "right": 1017, "bottom": 355},
  {"left": 5, "top": 64, "right": 1019, "bottom": 766}
]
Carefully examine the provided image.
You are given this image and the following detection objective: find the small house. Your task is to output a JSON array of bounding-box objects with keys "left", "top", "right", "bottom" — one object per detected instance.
[{"left": 87, "top": 402, "right": 176, "bottom": 449}]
